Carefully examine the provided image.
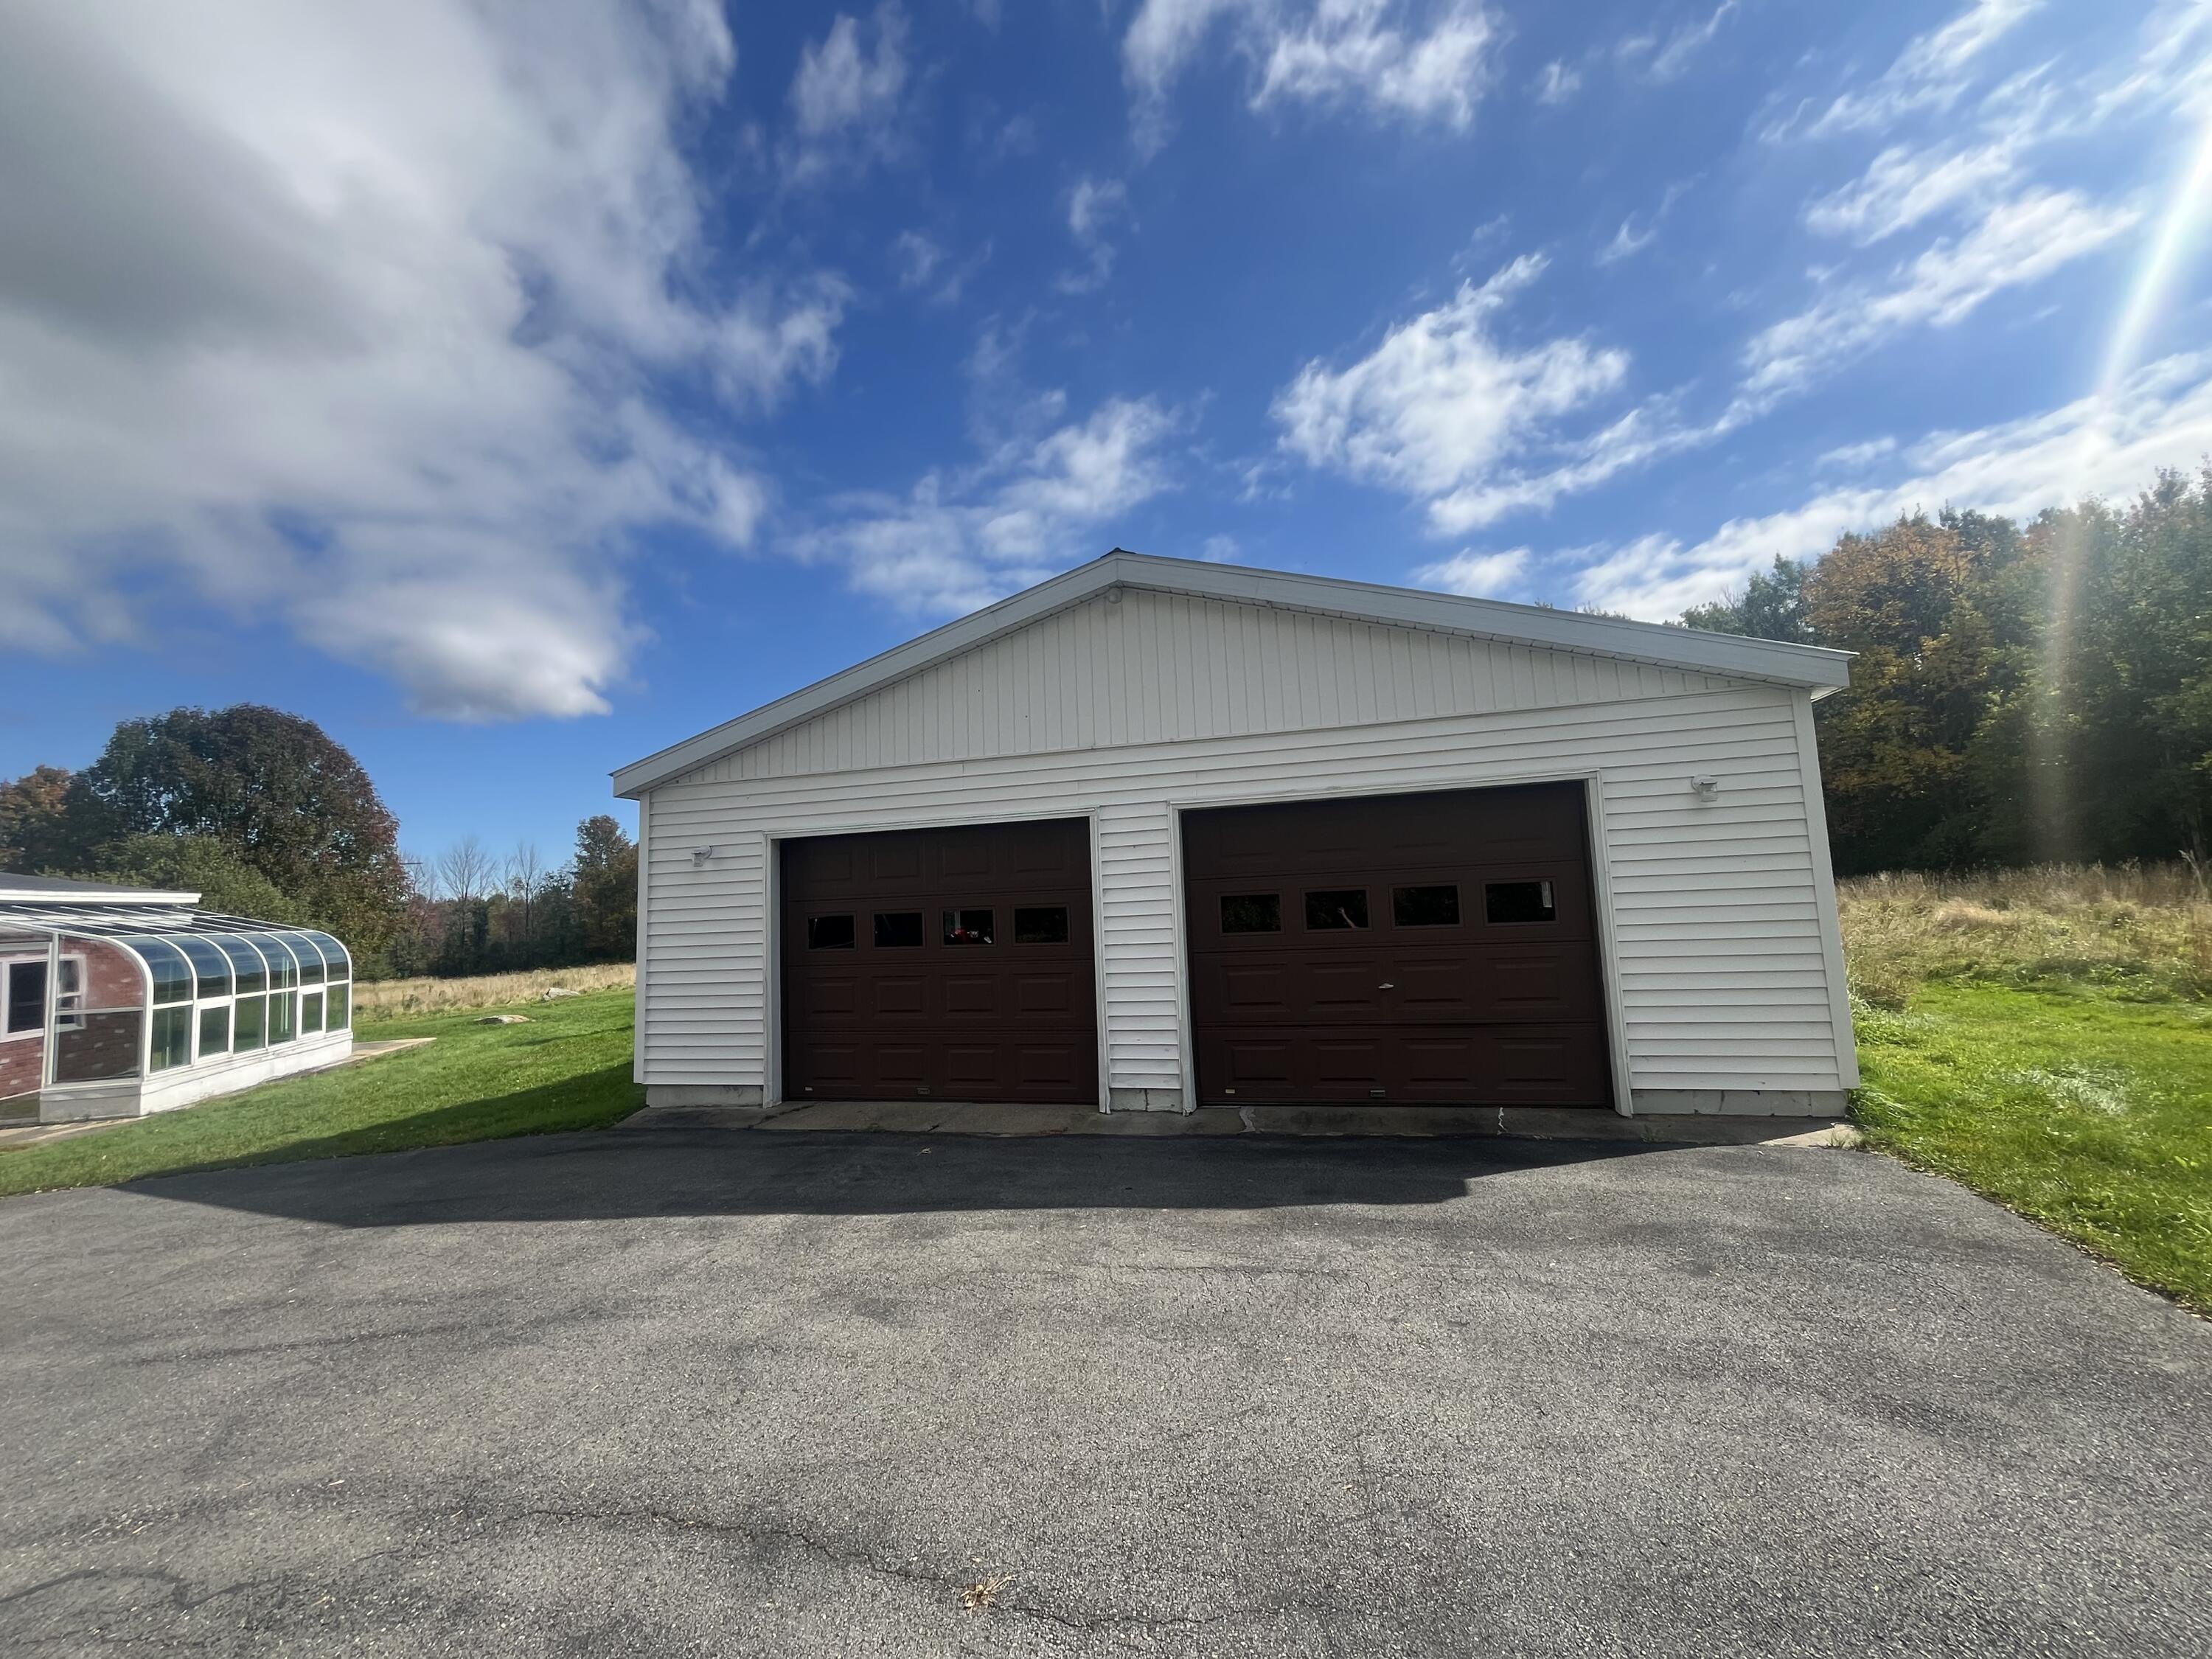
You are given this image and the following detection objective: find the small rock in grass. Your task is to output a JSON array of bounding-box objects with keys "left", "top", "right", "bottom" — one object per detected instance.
[
  {"left": 540, "top": 987, "right": 582, "bottom": 1001},
  {"left": 476, "top": 1014, "right": 531, "bottom": 1025}
]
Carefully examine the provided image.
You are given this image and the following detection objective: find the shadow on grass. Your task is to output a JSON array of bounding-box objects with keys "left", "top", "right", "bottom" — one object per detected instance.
[
  {"left": 0, "top": 1062, "right": 642, "bottom": 1202},
  {"left": 119, "top": 1079, "right": 1671, "bottom": 1228}
]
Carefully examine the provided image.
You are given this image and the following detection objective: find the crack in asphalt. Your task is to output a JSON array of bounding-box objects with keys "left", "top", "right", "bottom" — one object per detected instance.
[{"left": 438, "top": 1498, "right": 1357, "bottom": 1638}]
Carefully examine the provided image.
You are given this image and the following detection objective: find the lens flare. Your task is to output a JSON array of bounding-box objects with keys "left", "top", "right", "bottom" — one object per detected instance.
[{"left": 2035, "top": 98, "right": 2212, "bottom": 858}]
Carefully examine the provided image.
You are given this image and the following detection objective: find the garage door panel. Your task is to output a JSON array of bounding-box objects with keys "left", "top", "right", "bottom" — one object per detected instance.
[
  {"left": 1313, "top": 1039, "right": 1385, "bottom": 1086},
  {"left": 1492, "top": 1031, "right": 1609, "bottom": 1101},
  {"left": 1193, "top": 942, "right": 1597, "bottom": 1027},
  {"left": 1186, "top": 782, "right": 1611, "bottom": 1107},
  {"left": 782, "top": 819, "right": 1099, "bottom": 1105},
  {"left": 1398, "top": 1036, "right": 1478, "bottom": 1092},
  {"left": 1219, "top": 1038, "right": 1293, "bottom": 1088},
  {"left": 942, "top": 974, "right": 1002, "bottom": 1018},
  {"left": 1307, "top": 958, "right": 1390, "bottom": 1016},
  {"left": 1015, "top": 1043, "right": 1089, "bottom": 1093},
  {"left": 1013, "top": 972, "right": 1084, "bottom": 1016},
  {"left": 799, "top": 1042, "right": 863, "bottom": 1088},
  {"left": 869, "top": 976, "right": 927, "bottom": 1018},
  {"left": 1199, "top": 1023, "right": 1610, "bottom": 1104}
]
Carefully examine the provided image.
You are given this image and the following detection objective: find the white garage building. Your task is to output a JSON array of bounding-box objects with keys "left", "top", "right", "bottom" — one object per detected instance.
[{"left": 614, "top": 552, "right": 1857, "bottom": 1121}]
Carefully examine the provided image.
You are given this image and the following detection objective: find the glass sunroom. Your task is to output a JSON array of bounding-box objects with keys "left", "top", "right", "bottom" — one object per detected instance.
[{"left": 0, "top": 876, "right": 354, "bottom": 1125}]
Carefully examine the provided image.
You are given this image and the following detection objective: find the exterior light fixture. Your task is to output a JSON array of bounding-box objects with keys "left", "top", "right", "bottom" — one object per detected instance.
[
  {"left": 1689, "top": 776, "right": 1720, "bottom": 801},
  {"left": 692, "top": 846, "right": 716, "bottom": 869}
]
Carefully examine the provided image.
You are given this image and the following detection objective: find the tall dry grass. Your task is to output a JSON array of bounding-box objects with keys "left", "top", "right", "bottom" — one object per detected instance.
[
  {"left": 1839, "top": 861, "right": 2212, "bottom": 1006},
  {"left": 352, "top": 963, "right": 636, "bottom": 1023}
]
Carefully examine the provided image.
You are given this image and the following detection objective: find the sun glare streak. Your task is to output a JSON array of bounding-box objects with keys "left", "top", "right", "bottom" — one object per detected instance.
[
  {"left": 2096, "top": 106, "right": 2212, "bottom": 403},
  {"left": 2038, "top": 94, "right": 2212, "bottom": 859}
]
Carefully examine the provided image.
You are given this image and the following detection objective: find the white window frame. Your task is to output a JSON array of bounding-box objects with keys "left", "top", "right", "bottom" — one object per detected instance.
[{"left": 2, "top": 953, "right": 48, "bottom": 1041}]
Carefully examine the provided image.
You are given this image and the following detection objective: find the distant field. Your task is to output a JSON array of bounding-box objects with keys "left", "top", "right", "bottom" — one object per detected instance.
[
  {"left": 1838, "top": 863, "right": 2212, "bottom": 1007},
  {"left": 1840, "top": 864, "right": 2212, "bottom": 1313},
  {"left": 352, "top": 962, "right": 636, "bottom": 1023}
]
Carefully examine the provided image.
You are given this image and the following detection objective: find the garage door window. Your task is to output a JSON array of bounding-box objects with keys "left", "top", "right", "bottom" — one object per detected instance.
[
  {"left": 873, "top": 911, "right": 924, "bottom": 947},
  {"left": 807, "top": 914, "right": 856, "bottom": 950},
  {"left": 1484, "top": 880, "right": 1557, "bottom": 924},
  {"left": 942, "top": 908, "right": 995, "bottom": 945},
  {"left": 1304, "top": 889, "right": 1369, "bottom": 930},
  {"left": 1392, "top": 884, "right": 1460, "bottom": 927},
  {"left": 1014, "top": 906, "right": 1069, "bottom": 944},
  {"left": 1220, "top": 894, "right": 1281, "bottom": 933}
]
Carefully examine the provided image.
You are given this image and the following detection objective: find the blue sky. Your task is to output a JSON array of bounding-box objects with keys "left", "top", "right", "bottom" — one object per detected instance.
[{"left": 5, "top": 0, "right": 2211, "bottom": 876}]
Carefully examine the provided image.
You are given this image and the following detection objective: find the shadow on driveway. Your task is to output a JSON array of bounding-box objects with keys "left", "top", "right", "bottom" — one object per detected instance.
[{"left": 125, "top": 1113, "right": 1667, "bottom": 1228}]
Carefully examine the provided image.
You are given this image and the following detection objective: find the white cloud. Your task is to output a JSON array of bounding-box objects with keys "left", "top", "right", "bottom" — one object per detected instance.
[
  {"left": 795, "top": 398, "right": 1185, "bottom": 613},
  {"left": 784, "top": 4, "right": 911, "bottom": 183},
  {"left": 1802, "top": 138, "right": 2023, "bottom": 243},
  {"left": 1200, "top": 533, "right": 1243, "bottom": 562},
  {"left": 1779, "top": 0, "right": 2038, "bottom": 140},
  {"left": 1571, "top": 349, "right": 2212, "bottom": 619},
  {"left": 1622, "top": 1, "right": 1738, "bottom": 85},
  {"left": 892, "top": 230, "right": 944, "bottom": 288},
  {"left": 2093, "top": 2, "right": 2212, "bottom": 126},
  {"left": 1818, "top": 436, "right": 1899, "bottom": 469},
  {"left": 1598, "top": 218, "right": 1658, "bottom": 265},
  {"left": 0, "top": 0, "right": 839, "bottom": 720},
  {"left": 1743, "top": 188, "right": 2139, "bottom": 400},
  {"left": 1273, "top": 255, "right": 1632, "bottom": 535},
  {"left": 1254, "top": 0, "right": 1496, "bottom": 124},
  {"left": 1897, "top": 0, "right": 2040, "bottom": 84},
  {"left": 891, "top": 230, "right": 988, "bottom": 306},
  {"left": 1533, "top": 60, "right": 1582, "bottom": 105},
  {"left": 1412, "top": 546, "right": 1528, "bottom": 596},
  {"left": 1124, "top": 0, "right": 1499, "bottom": 151},
  {"left": 1059, "top": 176, "right": 1131, "bottom": 294}
]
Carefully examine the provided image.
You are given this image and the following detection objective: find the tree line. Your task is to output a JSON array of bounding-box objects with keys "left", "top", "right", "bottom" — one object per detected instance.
[
  {"left": 1676, "top": 467, "right": 2212, "bottom": 874},
  {"left": 0, "top": 705, "right": 636, "bottom": 978}
]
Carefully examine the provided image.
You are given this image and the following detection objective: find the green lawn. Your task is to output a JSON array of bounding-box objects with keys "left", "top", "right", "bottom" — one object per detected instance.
[
  {"left": 0, "top": 990, "right": 641, "bottom": 1200},
  {"left": 1853, "top": 983, "right": 2212, "bottom": 1314}
]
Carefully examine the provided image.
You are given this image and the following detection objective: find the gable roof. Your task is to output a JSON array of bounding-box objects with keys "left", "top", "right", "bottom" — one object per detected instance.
[{"left": 613, "top": 549, "right": 1852, "bottom": 798}]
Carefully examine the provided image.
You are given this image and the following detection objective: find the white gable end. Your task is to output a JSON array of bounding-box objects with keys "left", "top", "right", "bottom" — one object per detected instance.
[{"left": 676, "top": 587, "right": 1747, "bottom": 787}]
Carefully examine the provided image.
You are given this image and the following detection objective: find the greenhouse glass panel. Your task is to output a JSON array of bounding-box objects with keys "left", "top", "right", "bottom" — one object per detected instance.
[
  {"left": 125, "top": 937, "right": 194, "bottom": 1005},
  {"left": 259, "top": 935, "right": 299, "bottom": 990},
  {"left": 269, "top": 990, "right": 296, "bottom": 1044},
  {"left": 174, "top": 935, "right": 232, "bottom": 998},
  {"left": 149, "top": 1006, "right": 192, "bottom": 1071},
  {"left": 304, "top": 932, "right": 352, "bottom": 978},
  {"left": 327, "top": 987, "right": 350, "bottom": 1031},
  {"left": 279, "top": 933, "right": 324, "bottom": 985},
  {"left": 218, "top": 938, "right": 268, "bottom": 995},
  {"left": 301, "top": 990, "right": 324, "bottom": 1034},
  {"left": 233, "top": 995, "right": 267, "bottom": 1051}
]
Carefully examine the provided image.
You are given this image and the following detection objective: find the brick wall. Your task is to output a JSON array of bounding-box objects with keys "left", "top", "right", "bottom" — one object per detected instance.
[
  {"left": 0, "top": 1029, "right": 40, "bottom": 1102},
  {"left": 69, "top": 937, "right": 145, "bottom": 1009},
  {"left": 54, "top": 1011, "right": 143, "bottom": 1083}
]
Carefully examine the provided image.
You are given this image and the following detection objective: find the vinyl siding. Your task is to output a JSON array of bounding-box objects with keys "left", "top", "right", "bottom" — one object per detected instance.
[
  {"left": 639, "top": 678, "right": 1855, "bottom": 1102},
  {"left": 674, "top": 587, "right": 1743, "bottom": 786}
]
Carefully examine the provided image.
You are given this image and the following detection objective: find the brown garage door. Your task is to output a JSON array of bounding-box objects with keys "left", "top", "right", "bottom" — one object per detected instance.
[
  {"left": 781, "top": 818, "right": 1097, "bottom": 1105},
  {"left": 1183, "top": 783, "right": 1611, "bottom": 1107}
]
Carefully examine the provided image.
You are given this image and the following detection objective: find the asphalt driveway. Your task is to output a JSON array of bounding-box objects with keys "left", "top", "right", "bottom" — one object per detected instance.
[{"left": 1, "top": 1127, "right": 2205, "bottom": 1658}]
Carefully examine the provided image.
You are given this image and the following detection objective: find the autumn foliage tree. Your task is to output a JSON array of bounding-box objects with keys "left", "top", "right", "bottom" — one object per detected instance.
[
  {"left": 1, "top": 706, "right": 408, "bottom": 956},
  {"left": 1681, "top": 470, "right": 2212, "bottom": 872}
]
